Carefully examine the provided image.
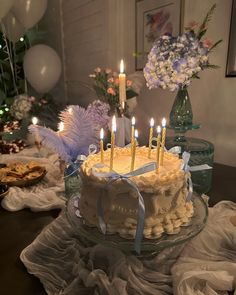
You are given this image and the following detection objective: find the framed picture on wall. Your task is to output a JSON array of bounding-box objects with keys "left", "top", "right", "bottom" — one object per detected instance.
[
  {"left": 226, "top": 0, "right": 236, "bottom": 77},
  {"left": 135, "top": 0, "right": 183, "bottom": 70}
]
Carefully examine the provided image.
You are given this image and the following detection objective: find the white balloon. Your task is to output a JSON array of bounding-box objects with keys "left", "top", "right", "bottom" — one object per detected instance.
[
  {"left": 12, "top": 0, "right": 47, "bottom": 29},
  {"left": 2, "top": 12, "right": 25, "bottom": 43},
  {"left": 0, "top": 0, "right": 15, "bottom": 19},
  {"left": 23, "top": 44, "right": 62, "bottom": 93}
]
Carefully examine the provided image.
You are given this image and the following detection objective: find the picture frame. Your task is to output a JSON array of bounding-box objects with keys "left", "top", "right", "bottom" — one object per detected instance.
[
  {"left": 135, "top": 0, "right": 183, "bottom": 70},
  {"left": 226, "top": 0, "right": 236, "bottom": 77}
]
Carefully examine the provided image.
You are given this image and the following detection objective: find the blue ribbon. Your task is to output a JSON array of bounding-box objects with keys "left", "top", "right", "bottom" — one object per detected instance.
[
  {"left": 92, "top": 162, "right": 156, "bottom": 254},
  {"left": 64, "top": 144, "right": 97, "bottom": 179},
  {"left": 181, "top": 151, "right": 212, "bottom": 201}
]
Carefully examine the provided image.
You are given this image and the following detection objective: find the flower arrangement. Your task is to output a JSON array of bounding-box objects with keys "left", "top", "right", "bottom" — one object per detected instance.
[
  {"left": 29, "top": 100, "right": 110, "bottom": 163},
  {"left": 144, "top": 4, "right": 222, "bottom": 91},
  {"left": 89, "top": 67, "right": 137, "bottom": 115}
]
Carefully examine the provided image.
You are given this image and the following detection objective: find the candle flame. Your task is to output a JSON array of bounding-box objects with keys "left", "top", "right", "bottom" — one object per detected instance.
[
  {"left": 100, "top": 128, "right": 104, "bottom": 140},
  {"left": 58, "top": 121, "right": 64, "bottom": 132},
  {"left": 131, "top": 116, "right": 135, "bottom": 126},
  {"left": 162, "top": 118, "right": 167, "bottom": 127},
  {"left": 32, "top": 117, "right": 38, "bottom": 125},
  {"left": 134, "top": 129, "right": 138, "bottom": 138},
  {"left": 150, "top": 118, "right": 154, "bottom": 127},
  {"left": 157, "top": 125, "right": 161, "bottom": 134},
  {"left": 112, "top": 115, "right": 116, "bottom": 132},
  {"left": 120, "top": 59, "right": 124, "bottom": 73}
]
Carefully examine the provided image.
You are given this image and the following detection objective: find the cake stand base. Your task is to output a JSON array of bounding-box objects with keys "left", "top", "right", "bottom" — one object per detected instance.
[{"left": 66, "top": 194, "right": 208, "bottom": 257}]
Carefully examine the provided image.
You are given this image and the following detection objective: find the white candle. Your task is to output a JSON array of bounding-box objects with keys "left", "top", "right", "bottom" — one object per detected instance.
[
  {"left": 119, "top": 59, "right": 126, "bottom": 106},
  {"left": 58, "top": 121, "right": 64, "bottom": 133},
  {"left": 32, "top": 117, "right": 40, "bottom": 143}
]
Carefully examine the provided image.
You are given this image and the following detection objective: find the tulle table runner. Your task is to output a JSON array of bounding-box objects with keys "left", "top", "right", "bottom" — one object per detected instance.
[
  {"left": 1, "top": 147, "right": 66, "bottom": 212},
  {"left": 20, "top": 201, "right": 236, "bottom": 295}
]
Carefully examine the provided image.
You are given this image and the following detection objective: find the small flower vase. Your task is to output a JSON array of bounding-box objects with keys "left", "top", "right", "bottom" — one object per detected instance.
[
  {"left": 169, "top": 86, "right": 193, "bottom": 129},
  {"left": 64, "top": 161, "right": 83, "bottom": 198}
]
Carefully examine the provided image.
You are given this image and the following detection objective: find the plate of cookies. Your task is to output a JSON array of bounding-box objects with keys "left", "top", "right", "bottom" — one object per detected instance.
[{"left": 0, "top": 161, "right": 46, "bottom": 187}]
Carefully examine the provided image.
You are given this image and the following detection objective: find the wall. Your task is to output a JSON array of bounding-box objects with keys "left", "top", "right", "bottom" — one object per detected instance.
[{"left": 39, "top": 0, "right": 66, "bottom": 104}]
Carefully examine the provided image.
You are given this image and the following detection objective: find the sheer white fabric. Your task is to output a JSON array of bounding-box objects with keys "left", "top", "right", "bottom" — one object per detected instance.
[
  {"left": 1, "top": 147, "right": 65, "bottom": 211},
  {"left": 20, "top": 201, "right": 236, "bottom": 295}
]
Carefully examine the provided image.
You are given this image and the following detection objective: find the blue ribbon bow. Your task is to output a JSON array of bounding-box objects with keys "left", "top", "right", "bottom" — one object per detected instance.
[
  {"left": 92, "top": 162, "right": 156, "bottom": 254},
  {"left": 181, "top": 151, "right": 212, "bottom": 201}
]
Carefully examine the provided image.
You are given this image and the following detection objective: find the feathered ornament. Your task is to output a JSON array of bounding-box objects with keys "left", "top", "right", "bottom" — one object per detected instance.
[{"left": 29, "top": 101, "right": 110, "bottom": 163}]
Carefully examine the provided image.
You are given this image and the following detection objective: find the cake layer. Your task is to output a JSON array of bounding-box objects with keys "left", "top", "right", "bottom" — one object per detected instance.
[{"left": 79, "top": 147, "right": 193, "bottom": 239}]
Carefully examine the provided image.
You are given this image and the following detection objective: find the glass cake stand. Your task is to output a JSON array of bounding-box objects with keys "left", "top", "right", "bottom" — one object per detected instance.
[{"left": 66, "top": 194, "right": 208, "bottom": 256}]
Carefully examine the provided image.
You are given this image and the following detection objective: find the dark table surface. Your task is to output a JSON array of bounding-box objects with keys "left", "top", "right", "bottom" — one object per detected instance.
[{"left": 0, "top": 163, "right": 235, "bottom": 295}]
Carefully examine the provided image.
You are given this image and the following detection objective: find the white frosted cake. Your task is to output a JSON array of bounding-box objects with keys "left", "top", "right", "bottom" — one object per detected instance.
[{"left": 79, "top": 147, "right": 193, "bottom": 239}]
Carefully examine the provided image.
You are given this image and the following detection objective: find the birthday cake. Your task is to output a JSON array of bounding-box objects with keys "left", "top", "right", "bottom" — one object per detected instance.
[{"left": 79, "top": 146, "right": 193, "bottom": 239}]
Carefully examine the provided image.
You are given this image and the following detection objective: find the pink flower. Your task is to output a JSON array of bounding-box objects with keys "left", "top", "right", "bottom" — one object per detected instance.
[
  {"left": 94, "top": 67, "right": 101, "bottom": 73},
  {"left": 185, "top": 21, "right": 198, "bottom": 30},
  {"left": 107, "top": 77, "right": 114, "bottom": 83},
  {"left": 29, "top": 96, "right": 36, "bottom": 102},
  {"left": 203, "top": 38, "right": 213, "bottom": 49},
  {"left": 89, "top": 74, "right": 96, "bottom": 78},
  {"left": 107, "top": 87, "right": 116, "bottom": 96},
  {"left": 41, "top": 99, "right": 48, "bottom": 104},
  {"left": 126, "top": 80, "right": 132, "bottom": 87},
  {"left": 114, "top": 78, "right": 119, "bottom": 85},
  {"left": 105, "top": 68, "right": 111, "bottom": 74}
]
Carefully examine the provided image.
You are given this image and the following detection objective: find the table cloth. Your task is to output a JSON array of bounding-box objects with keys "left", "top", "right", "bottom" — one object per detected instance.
[
  {"left": 20, "top": 200, "right": 236, "bottom": 295},
  {"left": 0, "top": 147, "right": 66, "bottom": 212}
]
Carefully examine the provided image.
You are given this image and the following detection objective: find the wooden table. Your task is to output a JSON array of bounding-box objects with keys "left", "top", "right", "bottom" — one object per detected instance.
[{"left": 0, "top": 163, "right": 235, "bottom": 295}]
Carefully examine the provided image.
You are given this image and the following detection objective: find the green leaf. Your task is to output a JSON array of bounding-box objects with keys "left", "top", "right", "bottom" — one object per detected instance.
[
  {"left": 198, "top": 29, "right": 207, "bottom": 40},
  {"left": 197, "top": 4, "right": 216, "bottom": 39},
  {"left": 209, "top": 39, "right": 223, "bottom": 51}
]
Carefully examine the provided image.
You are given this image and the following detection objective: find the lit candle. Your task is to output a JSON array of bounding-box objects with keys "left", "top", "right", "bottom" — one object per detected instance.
[
  {"left": 119, "top": 59, "right": 126, "bottom": 106},
  {"left": 32, "top": 117, "right": 40, "bottom": 143},
  {"left": 100, "top": 128, "right": 104, "bottom": 163},
  {"left": 156, "top": 125, "right": 162, "bottom": 172},
  {"left": 148, "top": 118, "right": 155, "bottom": 158},
  {"left": 131, "top": 129, "right": 138, "bottom": 171},
  {"left": 58, "top": 121, "right": 64, "bottom": 133},
  {"left": 68, "top": 107, "right": 72, "bottom": 114},
  {"left": 130, "top": 116, "right": 136, "bottom": 156},
  {"left": 159, "top": 118, "right": 167, "bottom": 166},
  {"left": 110, "top": 115, "right": 116, "bottom": 171}
]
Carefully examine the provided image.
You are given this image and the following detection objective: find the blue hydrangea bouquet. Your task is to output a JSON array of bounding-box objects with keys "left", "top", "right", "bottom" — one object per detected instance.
[{"left": 144, "top": 4, "right": 222, "bottom": 92}]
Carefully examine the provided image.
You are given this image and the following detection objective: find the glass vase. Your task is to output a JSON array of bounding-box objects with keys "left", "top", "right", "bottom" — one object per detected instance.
[
  {"left": 167, "top": 87, "right": 214, "bottom": 194},
  {"left": 64, "top": 161, "right": 83, "bottom": 199},
  {"left": 169, "top": 86, "right": 193, "bottom": 129}
]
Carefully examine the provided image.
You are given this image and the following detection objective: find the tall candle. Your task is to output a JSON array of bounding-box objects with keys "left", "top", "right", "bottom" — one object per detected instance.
[
  {"left": 32, "top": 117, "right": 40, "bottom": 143},
  {"left": 159, "top": 118, "right": 167, "bottom": 166},
  {"left": 58, "top": 121, "right": 64, "bottom": 133},
  {"left": 131, "top": 129, "right": 138, "bottom": 171},
  {"left": 100, "top": 128, "right": 104, "bottom": 163},
  {"left": 148, "top": 118, "right": 154, "bottom": 158},
  {"left": 110, "top": 115, "right": 116, "bottom": 171},
  {"left": 131, "top": 116, "right": 135, "bottom": 139},
  {"left": 156, "top": 125, "right": 161, "bottom": 172},
  {"left": 119, "top": 59, "right": 126, "bottom": 106}
]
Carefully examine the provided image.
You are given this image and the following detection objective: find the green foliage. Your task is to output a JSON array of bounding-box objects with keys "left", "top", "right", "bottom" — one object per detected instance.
[{"left": 197, "top": 4, "right": 216, "bottom": 40}]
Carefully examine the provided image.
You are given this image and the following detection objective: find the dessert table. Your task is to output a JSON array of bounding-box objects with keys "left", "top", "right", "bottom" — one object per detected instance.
[{"left": 0, "top": 162, "right": 235, "bottom": 295}]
